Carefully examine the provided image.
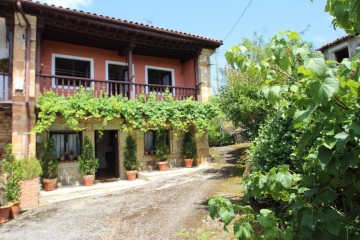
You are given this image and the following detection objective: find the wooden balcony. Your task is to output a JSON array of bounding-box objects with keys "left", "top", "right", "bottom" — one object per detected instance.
[
  {"left": 38, "top": 74, "right": 198, "bottom": 100},
  {"left": 0, "top": 71, "right": 11, "bottom": 102}
]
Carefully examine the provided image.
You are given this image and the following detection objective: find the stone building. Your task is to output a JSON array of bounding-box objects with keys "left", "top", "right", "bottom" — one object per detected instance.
[
  {"left": 0, "top": 0, "right": 222, "bottom": 185},
  {"left": 317, "top": 35, "right": 360, "bottom": 61}
]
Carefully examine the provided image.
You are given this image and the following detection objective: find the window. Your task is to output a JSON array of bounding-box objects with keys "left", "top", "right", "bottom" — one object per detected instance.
[
  {"left": 334, "top": 47, "right": 349, "bottom": 62},
  {"left": 52, "top": 55, "right": 93, "bottom": 88},
  {"left": 50, "top": 132, "right": 82, "bottom": 161},
  {"left": 144, "top": 130, "right": 170, "bottom": 155},
  {"left": 106, "top": 62, "right": 129, "bottom": 96},
  {"left": 146, "top": 67, "right": 174, "bottom": 94}
]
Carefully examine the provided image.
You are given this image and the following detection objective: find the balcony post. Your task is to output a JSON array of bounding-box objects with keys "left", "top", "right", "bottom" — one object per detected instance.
[{"left": 127, "top": 42, "right": 135, "bottom": 99}]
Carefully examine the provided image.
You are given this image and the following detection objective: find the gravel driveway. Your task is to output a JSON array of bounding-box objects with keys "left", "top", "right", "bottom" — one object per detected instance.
[{"left": 0, "top": 145, "right": 247, "bottom": 240}]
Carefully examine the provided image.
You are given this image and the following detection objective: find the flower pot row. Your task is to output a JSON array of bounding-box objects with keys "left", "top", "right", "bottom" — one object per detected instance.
[{"left": 0, "top": 202, "right": 20, "bottom": 224}]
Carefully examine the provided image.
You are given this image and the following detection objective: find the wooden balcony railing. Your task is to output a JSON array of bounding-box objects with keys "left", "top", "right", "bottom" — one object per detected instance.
[
  {"left": 0, "top": 71, "right": 11, "bottom": 102},
  {"left": 38, "top": 74, "right": 198, "bottom": 100}
]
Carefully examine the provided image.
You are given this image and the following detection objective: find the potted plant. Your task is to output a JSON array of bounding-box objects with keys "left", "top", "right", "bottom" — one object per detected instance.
[
  {"left": 0, "top": 182, "right": 12, "bottom": 224},
  {"left": 69, "top": 150, "right": 75, "bottom": 161},
  {"left": 124, "top": 135, "right": 139, "bottom": 181},
  {"left": 19, "top": 157, "right": 42, "bottom": 210},
  {"left": 181, "top": 130, "right": 196, "bottom": 168},
  {"left": 78, "top": 137, "right": 99, "bottom": 186},
  {"left": 40, "top": 138, "right": 59, "bottom": 191},
  {"left": 155, "top": 130, "right": 169, "bottom": 171},
  {"left": 2, "top": 144, "right": 22, "bottom": 219}
]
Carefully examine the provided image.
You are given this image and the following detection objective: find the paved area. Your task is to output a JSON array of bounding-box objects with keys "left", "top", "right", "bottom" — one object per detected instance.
[
  {"left": 0, "top": 145, "right": 247, "bottom": 240},
  {"left": 40, "top": 166, "right": 206, "bottom": 205}
]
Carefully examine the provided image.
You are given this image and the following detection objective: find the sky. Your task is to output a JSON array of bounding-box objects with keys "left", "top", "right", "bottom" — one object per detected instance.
[{"left": 37, "top": 0, "right": 346, "bottom": 90}]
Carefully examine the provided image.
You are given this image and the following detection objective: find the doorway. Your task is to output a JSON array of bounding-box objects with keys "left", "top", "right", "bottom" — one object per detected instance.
[{"left": 95, "top": 130, "right": 119, "bottom": 180}]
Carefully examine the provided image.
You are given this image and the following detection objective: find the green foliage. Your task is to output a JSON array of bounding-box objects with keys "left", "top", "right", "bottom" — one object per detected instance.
[
  {"left": 208, "top": 196, "right": 293, "bottom": 239},
  {"left": 2, "top": 144, "right": 22, "bottom": 203},
  {"left": 249, "top": 116, "right": 301, "bottom": 172},
  {"left": 218, "top": 34, "right": 272, "bottom": 137},
  {"left": 325, "top": 0, "right": 360, "bottom": 35},
  {"left": 19, "top": 157, "right": 42, "bottom": 180},
  {"left": 155, "top": 130, "right": 169, "bottom": 162},
  {"left": 209, "top": 31, "right": 360, "bottom": 239},
  {"left": 124, "top": 135, "right": 138, "bottom": 171},
  {"left": 78, "top": 137, "right": 99, "bottom": 176},
  {"left": 181, "top": 130, "right": 196, "bottom": 159},
  {"left": 208, "top": 127, "right": 234, "bottom": 147},
  {"left": 34, "top": 90, "right": 216, "bottom": 138},
  {"left": 40, "top": 138, "right": 59, "bottom": 179}
]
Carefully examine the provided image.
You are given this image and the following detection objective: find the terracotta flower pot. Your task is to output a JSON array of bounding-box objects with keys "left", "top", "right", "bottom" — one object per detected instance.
[
  {"left": 82, "top": 175, "right": 95, "bottom": 186},
  {"left": 126, "top": 171, "right": 137, "bottom": 181},
  {"left": 157, "top": 161, "right": 168, "bottom": 171},
  {"left": 9, "top": 202, "right": 20, "bottom": 219},
  {"left": 0, "top": 203, "right": 12, "bottom": 224},
  {"left": 184, "top": 159, "right": 193, "bottom": 168},
  {"left": 42, "top": 178, "right": 57, "bottom": 191}
]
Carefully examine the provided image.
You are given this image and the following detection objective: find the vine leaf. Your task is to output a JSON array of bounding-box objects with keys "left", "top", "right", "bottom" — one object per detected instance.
[
  {"left": 308, "top": 77, "right": 339, "bottom": 104},
  {"left": 324, "top": 209, "right": 341, "bottom": 236},
  {"left": 303, "top": 51, "right": 327, "bottom": 76},
  {"left": 315, "top": 189, "right": 337, "bottom": 204},
  {"left": 234, "top": 220, "right": 253, "bottom": 239},
  {"left": 318, "top": 146, "right": 333, "bottom": 169}
]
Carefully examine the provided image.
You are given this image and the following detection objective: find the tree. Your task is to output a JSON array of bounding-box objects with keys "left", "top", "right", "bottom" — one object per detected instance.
[
  {"left": 325, "top": 0, "right": 360, "bottom": 35},
  {"left": 217, "top": 34, "right": 273, "bottom": 137},
  {"left": 209, "top": 31, "right": 360, "bottom": 239}
]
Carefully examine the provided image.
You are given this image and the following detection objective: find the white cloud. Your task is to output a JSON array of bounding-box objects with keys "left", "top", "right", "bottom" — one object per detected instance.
[{"left": 37, "top": 0, "right": 92, "bottom": 9}]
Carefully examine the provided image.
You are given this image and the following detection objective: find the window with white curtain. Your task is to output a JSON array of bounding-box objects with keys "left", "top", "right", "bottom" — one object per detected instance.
[
  {"left": 144, "top": 130, "right": 170, "bottom": 155},
  {"left": 50, "top": 132, "right": 82, "bottom": 161}
]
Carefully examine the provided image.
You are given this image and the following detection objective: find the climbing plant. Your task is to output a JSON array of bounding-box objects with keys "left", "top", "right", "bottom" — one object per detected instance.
[{"left": 34, "top": 90, "right": 216, "bottom": 137}]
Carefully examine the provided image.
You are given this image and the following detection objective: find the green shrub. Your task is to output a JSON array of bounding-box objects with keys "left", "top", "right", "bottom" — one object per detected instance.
[
  {"left": 181, "top": 131, "right": 196, "bottom": 159},
  {"left": 249, "top": 116, "right": 301, "bottom": 172},
  {"left": 155, "top": 130, "right": 169, "bottom": 162},
  {"left": 124, "top": 135, "right": 139, "bottom": 171},
  {"left": 2, "top": 144, "right": 22, "bottom": 203},
  {"left": 208, "top": 125, "right": 234, "bottom": 147},
  {"left": 19, "top": 157, "right": 42, "bottom": 180},
  {"left": 78, "top": 137, "right": 99, "bottom": 176},
  {"left": 40, "top": 138, "right": 59, "bottom": 179}
]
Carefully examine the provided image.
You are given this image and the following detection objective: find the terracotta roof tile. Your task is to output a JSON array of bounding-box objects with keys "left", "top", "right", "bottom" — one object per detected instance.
[
  {"left": 316, "top": 35, "right": 353, "bottom": 51},
  {"left": 25, "top": 0, "right": 223, "bottom": 45}
]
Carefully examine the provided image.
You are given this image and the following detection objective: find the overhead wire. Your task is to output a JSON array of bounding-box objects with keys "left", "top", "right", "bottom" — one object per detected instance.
[{"left": 223, "top": 0, "right": 254, "bottom": 41}]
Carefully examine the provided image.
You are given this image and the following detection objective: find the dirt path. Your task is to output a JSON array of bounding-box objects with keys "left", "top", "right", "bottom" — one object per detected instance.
[{"left": 0, "top": 144, "right": 249, "bottom": 240}]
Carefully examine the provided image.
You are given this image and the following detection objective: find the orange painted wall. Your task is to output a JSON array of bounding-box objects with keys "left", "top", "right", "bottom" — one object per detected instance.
[{"left": 41, "top": 40, "right": 196, "bottom": 86}]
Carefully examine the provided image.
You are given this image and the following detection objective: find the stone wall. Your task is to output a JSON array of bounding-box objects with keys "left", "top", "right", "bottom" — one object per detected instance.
[
  {"left": 41, "top": 118, "right": 209, "bottom": 180},
  {"left": 11, "top": 13, "right": 37, "bottom": 158},
  {"left": 198, "top": 48, "right": 215, "bottom": 103},
  {"left": 0, "top": 107, "right": 11, "bottom": 158}
]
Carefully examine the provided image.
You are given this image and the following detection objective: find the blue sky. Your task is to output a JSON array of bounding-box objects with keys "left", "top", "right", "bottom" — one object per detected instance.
[{"left": 39, "top": 0, "right": 346, "bottom": 89}]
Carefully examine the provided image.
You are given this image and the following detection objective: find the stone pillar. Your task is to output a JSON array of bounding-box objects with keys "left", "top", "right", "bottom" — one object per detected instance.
[
  {"left": 11, "top": 14, "right": 37, "bottom": 158},
  {"left": 195, "top": 131, "right": 209, "bottom": 165},
  {"left": 198, "top": 48, "right": 215, "bottom": 103},
  {"left": 119, "top": 131, "right": 128, "bottom": 179}
]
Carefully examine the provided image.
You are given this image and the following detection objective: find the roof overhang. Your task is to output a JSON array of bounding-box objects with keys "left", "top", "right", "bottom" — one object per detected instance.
[{"left": 13, "top": 0, "right": 222, "bottom": 61}]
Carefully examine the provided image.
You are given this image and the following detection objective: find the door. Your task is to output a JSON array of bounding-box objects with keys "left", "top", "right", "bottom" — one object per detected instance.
[{"left": 95, "top": 130, "right": 120, "bottom": 180}]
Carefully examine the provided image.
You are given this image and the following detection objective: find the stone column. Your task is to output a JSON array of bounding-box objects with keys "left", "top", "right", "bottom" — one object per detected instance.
[
  {"left": 11, "top": 14, "right": 37, "bottom": 158},
  {"left": 198, "top": 48, "right": 215, "bottom": 103}
]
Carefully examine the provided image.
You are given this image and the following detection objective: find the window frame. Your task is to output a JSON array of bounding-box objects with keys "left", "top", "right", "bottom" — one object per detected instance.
[
  {"left": 49, "top": 131, "right": 82, "bottom": 161},
  {"left": 51, "top": 53, "right": 94, "bottom": 89},
  {"left": 145, "top": 65, "right": 175, "bottom": 95},
  {"left": 144, "top": 130, "right": 170, "bottom": 155}
]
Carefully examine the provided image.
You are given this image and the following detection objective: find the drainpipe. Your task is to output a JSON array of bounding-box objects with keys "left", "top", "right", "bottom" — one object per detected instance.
[{"left": 16, "top": 0, "right": 31, "bottom": 159}]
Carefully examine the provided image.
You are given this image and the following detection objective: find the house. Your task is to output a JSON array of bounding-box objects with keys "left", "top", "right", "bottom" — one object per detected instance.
[
  {"left": 0, "top": 0, "right": 222, "bottom": 185},
  {"left": 317, "top": 35, "right": 360, "bottom": 61}
]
